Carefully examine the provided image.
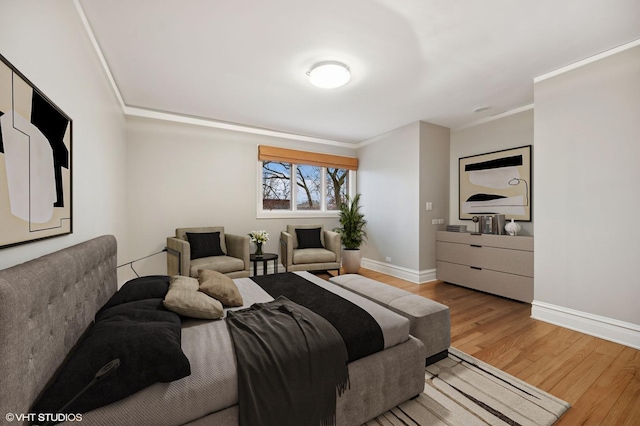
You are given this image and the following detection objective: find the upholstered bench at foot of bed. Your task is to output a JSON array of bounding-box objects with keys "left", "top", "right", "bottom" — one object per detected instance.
[{"left": 329, "top": 274, "right": 450, "bottom": 364}]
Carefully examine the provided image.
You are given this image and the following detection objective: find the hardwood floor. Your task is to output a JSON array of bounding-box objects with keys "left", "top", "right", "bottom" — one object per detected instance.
[{"left": 319, "top": 269, "right": 640, "bottom": 425}]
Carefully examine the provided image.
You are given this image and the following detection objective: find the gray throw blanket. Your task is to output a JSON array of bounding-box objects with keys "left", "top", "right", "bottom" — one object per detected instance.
[{"left": 227, "top": 296, "right": 349, "bottom": 426}]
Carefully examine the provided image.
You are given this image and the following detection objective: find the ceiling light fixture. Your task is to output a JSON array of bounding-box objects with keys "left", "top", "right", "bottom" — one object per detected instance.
[{"left": 307, "top": 61, "right": 351, "bottom": 89}]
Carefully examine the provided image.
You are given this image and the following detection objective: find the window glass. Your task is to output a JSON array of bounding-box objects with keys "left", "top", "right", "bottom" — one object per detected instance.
[
  {"left": 295, "top": 164, "right": 321, "bottom": 210},
  {"left": 262, "top": 161, "right": 291, "bottom": 210},
  {"left": 326, "top": 168, "right": 349, "bottom": 210}
]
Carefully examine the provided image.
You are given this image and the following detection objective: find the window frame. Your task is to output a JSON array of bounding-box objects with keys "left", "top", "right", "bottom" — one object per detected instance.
[{"left": 257, "top": 161, "right": 357, "bottom": 218}]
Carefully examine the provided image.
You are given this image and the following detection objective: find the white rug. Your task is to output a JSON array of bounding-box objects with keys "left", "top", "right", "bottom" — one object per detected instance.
[{"left": 365, "top": 347, "right": 570, "bottom": 426}]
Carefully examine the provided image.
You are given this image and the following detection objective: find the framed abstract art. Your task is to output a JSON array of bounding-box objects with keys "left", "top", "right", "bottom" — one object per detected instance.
[
  {"left": 459, "top": 145, "right": 531, "bottom": 221},
  {"left": 0, "top": 53, "right": 72, "bottom": 248}
]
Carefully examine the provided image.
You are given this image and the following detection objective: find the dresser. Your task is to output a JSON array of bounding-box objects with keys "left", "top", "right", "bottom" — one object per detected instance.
[{"left": 435, "top": 231, "right": 533, "bottom": 303}]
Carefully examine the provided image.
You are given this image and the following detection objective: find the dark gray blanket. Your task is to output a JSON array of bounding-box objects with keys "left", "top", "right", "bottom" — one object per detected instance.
[
  {"left": 251, "top": 272, "right": 384, "bottom": 361},
  {"left": 227, "top": 296, "right": 349, "bottom": 426}
]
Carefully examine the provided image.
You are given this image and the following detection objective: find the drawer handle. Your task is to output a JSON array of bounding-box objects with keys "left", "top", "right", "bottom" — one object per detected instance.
[
  {"left": 470, "top": 244, "right": 482, "bottom": 248},
  {"left": 470, "top": 266, "right": 482, "bottom": 270}
]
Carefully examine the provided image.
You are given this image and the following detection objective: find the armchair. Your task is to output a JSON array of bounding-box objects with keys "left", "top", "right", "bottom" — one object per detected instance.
[
  {"left": 166, "top": 227, "right": 250, "bottom": 278},
  {"left": 280, "top": 224, "right": 341, "bottom": 274}
]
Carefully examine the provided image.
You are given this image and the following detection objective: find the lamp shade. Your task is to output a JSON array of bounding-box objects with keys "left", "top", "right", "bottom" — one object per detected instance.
[{"left": 307, "top": 62, "right": 351, "bottom": 89}]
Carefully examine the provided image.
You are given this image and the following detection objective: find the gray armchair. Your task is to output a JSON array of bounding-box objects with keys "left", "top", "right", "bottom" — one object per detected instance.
[
  {"left": 280, "top": 224, "right": 341, "bottom": 274},
  {"left": 166, "top": 227, "right": 250, "bottom": 278}
]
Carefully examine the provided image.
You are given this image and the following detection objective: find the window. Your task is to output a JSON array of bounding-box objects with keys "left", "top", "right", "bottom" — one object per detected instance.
[
  {"left": 296, "top": 164, "right": 321, "bottom": 210},
  {"left": 262, "top": 161, "right": 291, "bottom": 210},
  {"left": 326, "top": 168, "right": 349, "bottom": 210},
  {"left": 257, "top": 146, "right": 357, "bottom": 217}
]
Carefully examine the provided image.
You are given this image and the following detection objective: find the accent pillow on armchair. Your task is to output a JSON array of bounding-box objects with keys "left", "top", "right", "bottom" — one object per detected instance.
[
  {"left": 186, "top": 232, "right": 226, "bottom": 259},
  {"left": 295, "top": 227, "right": 324, "bottom": 249}
]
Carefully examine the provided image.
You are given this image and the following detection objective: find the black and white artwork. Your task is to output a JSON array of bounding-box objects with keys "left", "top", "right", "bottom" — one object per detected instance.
[
  {"left": 0, "top": 53, "right": 72, "bottom": 248},
  {"left": 459, "top": 145, "right": 531, "bottom": 221}
]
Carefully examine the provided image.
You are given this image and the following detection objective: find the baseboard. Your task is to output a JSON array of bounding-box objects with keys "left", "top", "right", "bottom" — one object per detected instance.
[
  {"left": 531, "top": 301, "right": 640, "bottom": 350},
  {"left": 360, "top": 258, "right": 437, "bottom": 284}
]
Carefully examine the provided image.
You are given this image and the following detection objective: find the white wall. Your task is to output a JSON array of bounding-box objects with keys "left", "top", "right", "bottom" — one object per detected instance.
[
  {"left": 0, "top": 1, "right": 128, "bottom": 271},
  {"left": 122, "top": 116, "right": 356, "bottom": 280},
  {"left": 449, "top": 109, "right": 534, "bottom": 236},
  {"left": 533, "top": 44, "right": 640, "bottom": 348},
  {"left": 357, "top": 122, "right": 421, "bottom": 275}
]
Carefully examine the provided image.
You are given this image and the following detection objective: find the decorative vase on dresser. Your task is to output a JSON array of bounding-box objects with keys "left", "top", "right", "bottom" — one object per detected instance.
[{"left": 504, "top": 219, "right": 522, "bottom": 236}]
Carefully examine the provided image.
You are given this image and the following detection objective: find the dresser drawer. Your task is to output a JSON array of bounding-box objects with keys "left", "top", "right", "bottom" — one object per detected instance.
[
  {"left": 436, "top": 231, "right": 533, "bottom": 251},
  {"left": 436, "top": 241, "right": 533, "bottom": 277},
  {"left": 436, "top": 261, "right": 533, "bottom": 303}
]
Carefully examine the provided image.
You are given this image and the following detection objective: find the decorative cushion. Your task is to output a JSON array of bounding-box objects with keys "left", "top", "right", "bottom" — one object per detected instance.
[
  {"left": 295, "top": 227, "right": 324, "bottom": 249},
  {"left": 198, "top": 269, "right": 244, "bottom": 307},
  {"left": 33, "top": 299, "right": 190, "bottom": 415},
  {"left": 163, "top": 287, "right": 224, "bottom": 320},
  {"left": 169, "top": 275, "right": 199, "bottom": 291},
  {"left": 98, "top": 275, "right": 170, "bottom": 313},
  {"left": 187, "top": 232, "right": 226, "bottom": 259}
]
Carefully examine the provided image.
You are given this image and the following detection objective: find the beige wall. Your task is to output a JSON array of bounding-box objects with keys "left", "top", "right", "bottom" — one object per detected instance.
[
  {"left": 449, "top": 109, "right": 534, "bottom": 236},
  {"left": 419, "top": 121, "right": 450, "bottom": 271},
  {"left": 122, "top": 116, "right": 357, "bottom": 280},
  {"left": 533, "top": 45, "right": 640, "bottom": 332},
  {"left": 357, "top": 121, "right": 449, "bottom": 282},
  {"left": 357, "top": 122, "right": 421, "bottom": 273},
  {"left": 0, "top": 1, "right": 128, "bottom": 271}
]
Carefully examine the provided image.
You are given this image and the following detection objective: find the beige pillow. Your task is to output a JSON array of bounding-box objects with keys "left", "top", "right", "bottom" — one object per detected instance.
[
  {"left": 163, "top": 287, "right": 224, "bottom": 320},
  {"left": 169, "top": 275, "right": 200, "bottom": 291},
  {"left": 198, "top": 269, "right": 244, "bottom": 307}
]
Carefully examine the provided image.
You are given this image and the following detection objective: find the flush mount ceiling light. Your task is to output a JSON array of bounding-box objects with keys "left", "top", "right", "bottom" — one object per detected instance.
[{"left": 306, "top": 61, "right": 351, "bottom": 89}]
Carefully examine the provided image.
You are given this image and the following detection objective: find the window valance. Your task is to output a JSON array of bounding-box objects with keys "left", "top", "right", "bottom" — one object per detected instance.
[{"left": 258, "top": 145, "right": 358, "bottom": 171}]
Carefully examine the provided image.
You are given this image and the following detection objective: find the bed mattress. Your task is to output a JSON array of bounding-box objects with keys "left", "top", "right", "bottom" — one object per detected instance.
[{"left": 70, "top": 272, "right": 411, "bottom": 426}]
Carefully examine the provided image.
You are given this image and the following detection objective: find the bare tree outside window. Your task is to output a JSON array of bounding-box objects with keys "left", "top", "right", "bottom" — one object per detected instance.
[
  {"left": 296, "top": 164, "right": 321, "bottom": 210},
  {"left": 327, "top": 168, "right": 349, "bottom": 210},
  {"left": 262, "top": 161, "right": 291, "bottom": 210},
  {"left": 261, "top": 161, "right": 350, "bottom": 212}
]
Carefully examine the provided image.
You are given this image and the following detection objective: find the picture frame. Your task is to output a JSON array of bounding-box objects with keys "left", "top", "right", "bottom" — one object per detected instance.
[
  {"left": 0, "top": 53, "right": 73, "bottom": 249},
  {"left": 459, "top": 145, "right": 531, "bottom": 221}
]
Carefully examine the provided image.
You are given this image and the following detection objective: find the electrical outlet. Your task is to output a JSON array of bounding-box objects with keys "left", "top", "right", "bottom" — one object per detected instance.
[
  {"left": 385, "top": 256, "right": 392, "bottom": 262},
  {"left": 431, "top": 219, "right": 438, "bottom": 225}
]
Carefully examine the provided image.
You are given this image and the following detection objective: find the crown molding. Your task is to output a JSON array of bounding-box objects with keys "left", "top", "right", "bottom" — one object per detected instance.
[
  {"left": 74, "top": 0, "right": 125, "bottom": 110},
  {"left": 453, "top": 104, "right": 534, "bottom": 131},
  {"left": 124, "top": 106, "right": 355, "bottom": 147},
  {"left": 534, "top": 38, "right": 640, "bottom": 83}
]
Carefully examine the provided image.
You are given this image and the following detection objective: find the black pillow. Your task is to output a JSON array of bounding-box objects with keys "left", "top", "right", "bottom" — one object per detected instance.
[
  {"left": 98, "top": 275, "right": 170, "bottom": 314},
  {"left": 187, "top": 232, "right": 225, "bottom": 259},
  {"left": 32, "top": 299, "right": 190, "bottom": 415},
  {"left": 296, "top": 228, "right": 324, "bottom": 249}
]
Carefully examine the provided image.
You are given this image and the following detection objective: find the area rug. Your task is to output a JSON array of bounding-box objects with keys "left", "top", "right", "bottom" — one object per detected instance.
[{"left": 365, "top": 347, "right": 570, "bottom": 426}]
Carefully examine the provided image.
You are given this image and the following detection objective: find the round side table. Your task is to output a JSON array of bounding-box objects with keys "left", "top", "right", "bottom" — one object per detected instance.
[{"left": 250, "top": 253, "right": 278, "bottom": 276}]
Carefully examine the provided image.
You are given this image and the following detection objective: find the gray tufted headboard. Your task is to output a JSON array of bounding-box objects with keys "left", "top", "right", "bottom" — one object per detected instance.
[{"left": 0, "top": 235, "right": 117, "bottom": 425}]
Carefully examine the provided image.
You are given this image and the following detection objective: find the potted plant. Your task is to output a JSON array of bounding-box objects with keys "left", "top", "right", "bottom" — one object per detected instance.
[{"left": 334, "top": 193, "right": 367, "bottom": 274}]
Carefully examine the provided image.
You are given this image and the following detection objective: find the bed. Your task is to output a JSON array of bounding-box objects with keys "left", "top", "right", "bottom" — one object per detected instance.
[{"left": 0, "top": 235, "right": 426, "bottom": 425}]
